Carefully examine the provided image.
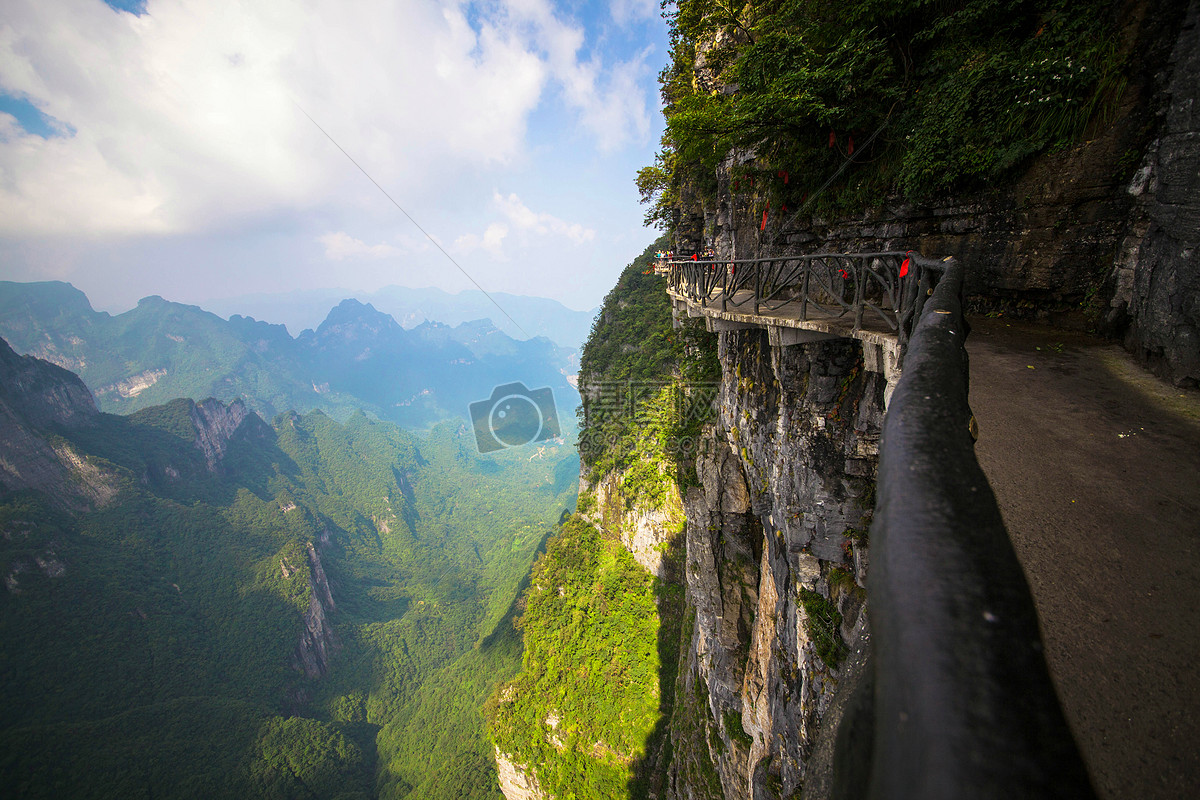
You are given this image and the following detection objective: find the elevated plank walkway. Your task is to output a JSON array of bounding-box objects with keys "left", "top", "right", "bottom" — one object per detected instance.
[{"left": 665, "top": 252, "right": 952, "bottom": 392}]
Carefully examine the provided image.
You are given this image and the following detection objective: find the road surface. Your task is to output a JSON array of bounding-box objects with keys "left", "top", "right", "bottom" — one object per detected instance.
[{"left": 966, "top": 317, "right": 1200, "bottom": 800}]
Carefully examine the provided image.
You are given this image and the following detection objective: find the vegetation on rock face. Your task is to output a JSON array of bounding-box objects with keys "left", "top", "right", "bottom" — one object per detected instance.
[
  {"left": 640, "top": 0, "right": 1127, "bottom": 225},
  {"left": 799, "top": 587, "right": 846, "bottom": 668},
  {"left": 487, "top": 239, "right": 705, "bottom": 798},
  {"left": 577, "top": 240, "right": 719, "bottom": 494},
  {"left": 1, "top": 383, "right": 577, "bottom": 798},
  {"left": 486, "top": 516, "right": 683, "bottom": 797}
]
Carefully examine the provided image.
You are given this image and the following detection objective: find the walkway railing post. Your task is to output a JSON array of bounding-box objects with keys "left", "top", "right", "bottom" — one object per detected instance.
[
  {"left": 754, "top": 263, "right": 762, "bottom": 315},
  {"left": 721, "top": 262, "right": 728, "bottom": 312},
  {"left": 853, "top": 258, "right": 864, "bottom": 332},
  {"left": 800, "top": 260, "right": 810, "bottom": 320}
]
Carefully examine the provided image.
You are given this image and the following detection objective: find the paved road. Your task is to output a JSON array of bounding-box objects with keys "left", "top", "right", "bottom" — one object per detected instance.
[{"left": 966, "top": 317, "right": 1200, "bottom": 800}]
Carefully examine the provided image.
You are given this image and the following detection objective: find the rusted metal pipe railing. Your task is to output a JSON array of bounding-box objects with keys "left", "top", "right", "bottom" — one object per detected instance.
[
  {"left": 664, "top": 252, "right": 946, "bottom": 353},
  {"left": 846, "top": 257, "right": 1096, "bottom": 799}
]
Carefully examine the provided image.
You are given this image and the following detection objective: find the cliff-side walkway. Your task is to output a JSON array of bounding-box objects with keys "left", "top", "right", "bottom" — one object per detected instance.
[{"left": 966, "top": 317, "right": 1200, "bottom": 800}]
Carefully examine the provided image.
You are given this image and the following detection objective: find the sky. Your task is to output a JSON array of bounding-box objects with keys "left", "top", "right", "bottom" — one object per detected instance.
[{"left": 0, "top": 0, "right": 669, "bottom": 317}]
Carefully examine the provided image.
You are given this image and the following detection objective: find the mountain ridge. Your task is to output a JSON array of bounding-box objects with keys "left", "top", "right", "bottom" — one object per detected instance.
[
  {"left": 201, "top": 284, "right": 598, "bottom": 349},
  {"left": 0, "top": 280, "right": 580, "bottom": 430}
]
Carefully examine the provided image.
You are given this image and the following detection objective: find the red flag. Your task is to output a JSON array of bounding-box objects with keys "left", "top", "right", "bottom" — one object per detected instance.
[
  {"left": 829, "top": 130, "right": 836, "bottom": 148},
  {"left": 761, "top": 205, "right": 769, "bottom": 231},
  {"left": 900, "top": 256, "right": 911, "bottom": 278}
]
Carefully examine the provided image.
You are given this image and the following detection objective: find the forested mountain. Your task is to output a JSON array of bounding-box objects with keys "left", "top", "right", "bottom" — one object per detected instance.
[
  {"left": 0, "top": 337, "right": 579, "bottom": 798},
  {"left": 0, "top": 281, "right": 579, "bottom": 429}
]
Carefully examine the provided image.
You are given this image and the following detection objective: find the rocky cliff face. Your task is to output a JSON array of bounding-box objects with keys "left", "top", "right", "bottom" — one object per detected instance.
[
  {"left": 0, "top": 337, "right": 115, "bottom": 509},
  {"left": 290, "top": 537, "right": 341, "bottom": 680},
  {"left": 581, "top": 466, "right": 685, "bottom": 580},
  {"left": 0, "top": 336, "right": 97, "bottom": 431},
  {"left": 189, "top": 397, "right": 252, "bottom": 471},
  {"left": 1105, "top": 0, "right": 1200, "bottom": 386},
  {"left": 495, "top": 747, "right": 548, "bottom": 800},
  {"left": 677, "top": 0, "right": 1198, "bottom": 387},
  {"left": 665, "top": 334, "right": 880, "bottom": 800}
]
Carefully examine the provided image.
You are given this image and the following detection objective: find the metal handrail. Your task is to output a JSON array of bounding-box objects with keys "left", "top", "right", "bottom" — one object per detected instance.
[
  {"left": 842, "top": 257, "right": 1096, "bottom": 799},
  {"left": 664, "top": 252, "right": 946, "bottom": 351}
]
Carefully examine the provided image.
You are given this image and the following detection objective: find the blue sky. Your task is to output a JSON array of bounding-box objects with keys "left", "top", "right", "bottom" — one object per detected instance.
[{"left": 0, "top": 0, "right": 668, "bottom": 316}]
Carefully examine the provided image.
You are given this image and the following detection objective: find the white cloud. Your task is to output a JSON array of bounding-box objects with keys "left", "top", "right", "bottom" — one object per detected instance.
[
  {"left": 500, "top": 0, "right": 652, "bottom": 151},
  {"left": 451, "top": 190, "right": 592, "bottom": 261},
  {"left": 493, "top": 191, "right": 593, "bottom": 243},
  {"left": 453, "top": 222, "right": 509, "bottom": 259},
  {"left": 0, "top": 0, "right": 654, "bottom": 236},
  {"left": 608, "top": 0, "right": 657, "bottom": 26},
  {"left": 318, "top": 231, "right": 399, "bottom": 260}
]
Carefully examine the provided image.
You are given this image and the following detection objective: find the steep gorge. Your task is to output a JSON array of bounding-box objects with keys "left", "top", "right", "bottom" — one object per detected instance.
[
  {"left": 490, "top": 2, "right": 1199, "bottom": 796},
  {"left": 490, "top": 244, "right": 887, "bottom": 800}
]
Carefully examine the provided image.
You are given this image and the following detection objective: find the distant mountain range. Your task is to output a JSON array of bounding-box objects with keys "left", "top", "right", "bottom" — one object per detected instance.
[
  {"left": 0, "top": 280, "right": 580, "bottom": 430},
  {"left": 202, "top": 285, "right": 599, "bottom": 350}
]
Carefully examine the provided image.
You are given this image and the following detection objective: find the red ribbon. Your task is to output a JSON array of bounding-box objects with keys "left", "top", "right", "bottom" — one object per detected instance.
[
  {"left": 829, "top": 130, "right": 835, "bottom": 148},
  {"left": 848, "top": 135, "right": 855, "bottom": 156},
  {"left": 778, "top": 170, "right": 789, "bottom": 184},
  {"left": 900, "top": 252, "right": 912, "bottom": 278},
  {"left": 761, "top": 205, "right": 769, "bottom": 231}
]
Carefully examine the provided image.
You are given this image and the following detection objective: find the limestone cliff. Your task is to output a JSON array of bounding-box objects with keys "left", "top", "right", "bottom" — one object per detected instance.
[
  {"left": 495, "top": 747, "right": 548, "bottom": 800},
  {"left": 492, "top": 244, "right": 881, "bottom": 799},
  {"left": 290, "top": 538, "right": 341, "bottom": 680},
  {"left": 189, "top": 397, "right": 252, "bottom": 471},
  {"left": 1104, "top": 0, "right": 1200, "bottom": 385},
  {"left": 0, "top": 336, "right": 116, "bottom": 509},
  {"left": 580, "top": 465, "right": 685, "bottom": 580},
  {"left": 0, "top": 336, "right": 97, "bottom": 431},
  {"left": 666, "top": 335, "right": 880, "bottom": 800}
]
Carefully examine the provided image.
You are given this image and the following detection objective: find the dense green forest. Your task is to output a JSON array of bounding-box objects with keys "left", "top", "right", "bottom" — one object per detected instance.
[
  {"left": 639, "top": 0, "right": 1127, "bottom": 225},
  {"left": 577, "top": 240, "right": 718, "bottom": 505},
  {"left": 486, "top": 516, "right": 684, "bottom": 798},
  {"left": 0, "top": 388, "right": 578, "bottom": 798}
]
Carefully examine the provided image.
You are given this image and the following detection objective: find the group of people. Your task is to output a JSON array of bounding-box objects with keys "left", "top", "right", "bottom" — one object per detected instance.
[{"left": 655, "top": 246, "right": 717, "bottom": 262}]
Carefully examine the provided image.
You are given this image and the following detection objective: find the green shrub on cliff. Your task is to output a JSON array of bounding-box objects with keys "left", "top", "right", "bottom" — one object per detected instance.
[
  {"left": 577, "top": 240, "right": 719, "bottom": 490},
  {"left": 644, "top": 0, "right": 1127, "bottom": 222},
  {"left": 486, "top": 516, "right": 663, "bottom": 797}
]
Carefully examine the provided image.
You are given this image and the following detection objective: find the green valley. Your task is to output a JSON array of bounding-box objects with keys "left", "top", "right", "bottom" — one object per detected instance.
[{"left": 0, "top": 336, "right": 579, "bottom": 798}]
